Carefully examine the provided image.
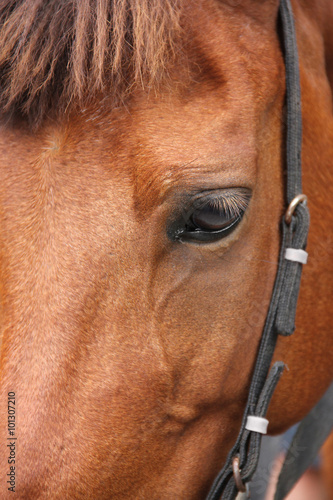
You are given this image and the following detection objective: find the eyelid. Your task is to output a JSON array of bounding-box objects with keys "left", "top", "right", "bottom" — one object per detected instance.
[
  {"left": 184, "top": 187, "right": 251, "bottom": 222},
  {"left": 196, "top": 189, "right": 250, "bottom": 215}
]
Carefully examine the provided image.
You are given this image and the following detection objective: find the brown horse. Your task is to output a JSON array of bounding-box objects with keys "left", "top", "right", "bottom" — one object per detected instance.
[{"left": 0, "top": 0, "right": 332, "bottom": 498}]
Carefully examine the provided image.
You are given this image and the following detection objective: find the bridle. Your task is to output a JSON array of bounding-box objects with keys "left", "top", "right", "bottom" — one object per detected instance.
[{"left": 205, "top": 0, "right": 333, "bottom": 498}]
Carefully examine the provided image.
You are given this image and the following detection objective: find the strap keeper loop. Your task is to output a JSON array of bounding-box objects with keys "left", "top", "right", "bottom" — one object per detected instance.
[
  {"left": 245, "top": 416, "right": 269, "bottom": 434},
  {"left": 285, "top": 248, "right": 308, "bottom": 264}
]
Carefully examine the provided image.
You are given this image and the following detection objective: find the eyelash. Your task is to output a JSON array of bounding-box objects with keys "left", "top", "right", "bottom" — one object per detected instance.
[{"left": 191, "top": 189, "right": 251, "bottom": 220}]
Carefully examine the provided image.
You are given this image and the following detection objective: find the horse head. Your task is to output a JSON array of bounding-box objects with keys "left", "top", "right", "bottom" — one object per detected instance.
[{"left": 0, "top": 0, "right": 332, "bottom": 498}]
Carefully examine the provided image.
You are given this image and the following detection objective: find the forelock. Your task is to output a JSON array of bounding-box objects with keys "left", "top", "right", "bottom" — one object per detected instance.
[{"left": 0, "top": 0, "right": 182, "bottom": 127}]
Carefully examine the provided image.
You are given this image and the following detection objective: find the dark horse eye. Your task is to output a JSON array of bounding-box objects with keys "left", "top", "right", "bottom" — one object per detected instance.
[
  {"left": 191, "top": 205, "right": 239, "bottom": 231},
  {"left": 169, "top": 188, "right": 251, "bottom": 243}
]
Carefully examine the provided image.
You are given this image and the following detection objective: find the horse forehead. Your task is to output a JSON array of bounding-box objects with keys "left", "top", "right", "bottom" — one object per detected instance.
[
  {"left": 0, "top": 0, "right": 284, "bottom": 214},
  {"left": 0, "top": 92, "right": 266, "bottom": 228}
]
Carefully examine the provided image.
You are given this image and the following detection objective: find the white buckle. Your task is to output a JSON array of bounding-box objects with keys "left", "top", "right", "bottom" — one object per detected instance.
[
  {"left": 245, "top": 415, "right": 269, "bottom": 434},
  {"left": 285, "top": 248, "right": 308, "bottom": 264}
]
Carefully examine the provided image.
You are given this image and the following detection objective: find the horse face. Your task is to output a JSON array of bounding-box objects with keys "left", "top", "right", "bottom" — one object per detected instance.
[{"left": 0, "top": 2, "right": 286, "bottom": 499}]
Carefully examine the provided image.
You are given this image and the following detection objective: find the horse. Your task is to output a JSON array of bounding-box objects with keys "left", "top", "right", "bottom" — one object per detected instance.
[{"left": 0, "top": 0, "right": 332, "bottom": 498}]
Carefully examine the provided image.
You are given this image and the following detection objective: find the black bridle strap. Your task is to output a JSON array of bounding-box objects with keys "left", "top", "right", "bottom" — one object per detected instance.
[
  {"left": 206, "top": 0, "right": 310, "bottom": 498},
  {"left": 281, "top": 0, "right": 303, "bottom": 203}
]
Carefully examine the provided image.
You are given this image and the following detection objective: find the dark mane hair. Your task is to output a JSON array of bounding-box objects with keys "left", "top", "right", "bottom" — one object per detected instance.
[{"left": 0, "top": 0, "right": 181, "bottom": 126}]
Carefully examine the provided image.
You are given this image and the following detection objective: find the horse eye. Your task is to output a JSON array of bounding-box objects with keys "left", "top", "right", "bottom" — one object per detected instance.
[
  {"left": 168, "top": 189, "right": 251, "bottom": 244},
  {"left": 191, "top": 206, "right": 238, "bottom": 231}
]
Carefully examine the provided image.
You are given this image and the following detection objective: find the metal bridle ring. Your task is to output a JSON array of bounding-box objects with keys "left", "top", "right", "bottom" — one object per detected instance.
[
  {"left": 285, "top": 194, "right": 307, "bottom": 225},
  {"left": 232, "top": 456, "right": 246, "bottom": 493}
]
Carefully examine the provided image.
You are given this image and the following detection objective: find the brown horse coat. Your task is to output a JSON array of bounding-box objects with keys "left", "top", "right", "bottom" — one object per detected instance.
[{"left": 0, "top": 0, "right": 332, "bottom": 498}]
